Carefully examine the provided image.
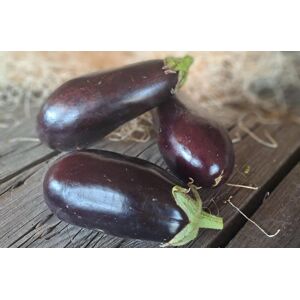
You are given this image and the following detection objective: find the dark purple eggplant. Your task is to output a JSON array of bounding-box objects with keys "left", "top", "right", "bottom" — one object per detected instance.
[
  {"left": 155, "top": 97, "right": 235, "bottom": 188},
  {"left": 37, "top": 56, "right": 193, "bottom": 151},
  {"left": 43, "top": 150, "right": 223, "bottom": 246}
]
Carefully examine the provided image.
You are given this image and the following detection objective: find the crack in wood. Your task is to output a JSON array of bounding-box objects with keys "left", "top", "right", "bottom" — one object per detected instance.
[
  {"left": 4, "top": 208, "right": 50, "bottom": 247},
  {"left": 136, "top": 141, "right": 157, "bottom": 157},
  {"left": 0, "top": 151, "right": 59, "bottom": 184},
  {"left": 83, "top": 232, "right": 102, "bottom": 248},
  {"left": 0, "top": 147, "right": 18, "bottom": 159},
  {"left": 25, "top": 222, "right": 69, "bottom": 248},
  {"left": 35, "top": 213, "right": 54, "bottom": 229},
  {"left": 78, "top": 231, "right": 97, "bottom": 248},
  {"left": 64, "top": 228, "right": 84, "bottom": 248},
  {"left": 20, "top": 142, "right": 43, "bottom": 153}
]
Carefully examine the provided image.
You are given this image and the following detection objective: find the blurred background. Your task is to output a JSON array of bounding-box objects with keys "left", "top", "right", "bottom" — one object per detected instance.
[{"left": 0, "top": 51, "right": 299, "bottom": 141}]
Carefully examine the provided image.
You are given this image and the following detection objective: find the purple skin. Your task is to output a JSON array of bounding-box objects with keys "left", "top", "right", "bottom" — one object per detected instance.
[
  {"left": 37, "top": 60, "right": 178, "bottom": 151},
  {"left": 43, "top": 150, "right": 188, "bottom": 243},
  {"left": 155, "top": 97, "right": 235, "bottom": 188}
]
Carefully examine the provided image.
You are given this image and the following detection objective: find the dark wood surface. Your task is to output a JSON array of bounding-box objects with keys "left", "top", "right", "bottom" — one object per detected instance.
[
  {"left": 190, "top": 122, "right": 300, "bottom": 247},
  {"left": 227, "top": 163, "right": 300, "bottom": 248},
  {"left": 0, "top": 105, "right": 299, "bottom": 248}
]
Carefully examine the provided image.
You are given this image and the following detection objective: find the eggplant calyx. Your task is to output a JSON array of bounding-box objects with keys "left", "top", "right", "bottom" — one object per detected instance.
[
  {"left": 163, "top": 55, "right": 194, "bottom": 92},
  {"left": 166, "top": 185, "right": 223, "bottom": 247}
]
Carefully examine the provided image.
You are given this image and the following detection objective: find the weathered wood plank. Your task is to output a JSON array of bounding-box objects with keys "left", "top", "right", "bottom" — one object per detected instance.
[
  {"left": 0, "top": 109, "right": 56, "bottom": 183},
  {"left": 227, "top": 163, "right": 300, "bottom": 248},
  {"left": 0, "top": 139, "right": 163, "bottom": 248},
  {"left": 0, "top": 122, "right": 241, "bottom": 248},
  {"left": 0, "top": 100, "right": 239, "bottom": 186},
  {"left": 1, "top": 119, "right": 299, "bottom": 247},
  {"left": 0, "top": 108, "right": 120, "bottom": 184},
  {"left": 9, "top": 125, "right": 245, "bottom": 248},
  {"left": 190, "top": 122, "right": 300, "bottom": 247}
]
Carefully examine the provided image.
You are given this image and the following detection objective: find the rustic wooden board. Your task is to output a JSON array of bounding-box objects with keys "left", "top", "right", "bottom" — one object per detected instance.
[
  {"left": 189, "top": 122, "right": 300, "bottom": 247},
  {"left": 0, "top": 109, "right": 122, "bottom": 185},
  {"left": 0, "top": 119, "right": 243, "bottom": 248},
  {"left": 0, "top": 106, "right": 56, "bottom": 184},
  {"left": 0, "top": 118, "right": 299, "bottom": 247},
  {"left": 0, "top": 139, "right": 164, "bottom": 248},
  {"left": 227, "top": 163, "right": 300, "bottom": 248}
]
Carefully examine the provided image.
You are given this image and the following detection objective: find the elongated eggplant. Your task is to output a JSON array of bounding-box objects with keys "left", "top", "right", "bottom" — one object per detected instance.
[
  {"left": 155, "top": 97, "right": 235, "bottom": 188},
  {"left": 43, "top": 150, "right": 223, "bottom": 246},
  {"left": 37, "top": 56, "right": 193, "bottom": 151}
]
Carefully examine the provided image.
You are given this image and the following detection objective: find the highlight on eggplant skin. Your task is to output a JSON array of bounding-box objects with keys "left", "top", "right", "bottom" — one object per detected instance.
[
  {"left": 43, "top": 150, "right": 186, "bottom": 243},
  {"left": 43, "top": 150, "right": 223, "bottom": 246},
  {"left": 155, "top": 97, "right": 235, "bottom": 188},
  {"left": 37, "top": 56, "right": 193, "bottom": 151}
]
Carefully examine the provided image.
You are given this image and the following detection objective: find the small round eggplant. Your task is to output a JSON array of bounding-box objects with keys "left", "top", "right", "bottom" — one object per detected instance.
[
  {"left": 37, "top": 56, "right": 193, "bottom": 151},
  {"left": 155, "top": 97, "right": 235, "bottom": 188},
  {"left": 43, "top": 150, "right": 223, "bottom": 246}
]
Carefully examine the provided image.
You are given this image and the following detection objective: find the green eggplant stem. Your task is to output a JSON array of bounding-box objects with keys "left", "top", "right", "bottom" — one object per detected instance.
[
  {"left": 164, "top": 55, "right": 194, "bottom": 92},
  {"left": 165, "top": 185, "right": 223, "bottom": 247},
  {"left": 198, "top": 211, "right": 223, "bottom": 230}
]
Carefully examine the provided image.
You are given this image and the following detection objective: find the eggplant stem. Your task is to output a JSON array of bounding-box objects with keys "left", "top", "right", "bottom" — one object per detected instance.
[
  {"left": 167, "top": 185, "right": 223, "bottom": 247},
  {"left": 198, "top": 211, "right": 223, "bottom": 230},
  {"left": 164, "top": 55, "right": 194, "bottom": 92}
]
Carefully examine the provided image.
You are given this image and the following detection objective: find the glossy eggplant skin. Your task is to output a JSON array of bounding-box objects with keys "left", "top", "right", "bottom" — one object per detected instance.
[
  {"left": 43, "top": 150, "right": 188, "bottom": 243},
  {"left": 37, "top": 60, "right": 178, "bottom": 151},
  {"left": 155, "top": 97, "right": 235, "bottom": 188}
]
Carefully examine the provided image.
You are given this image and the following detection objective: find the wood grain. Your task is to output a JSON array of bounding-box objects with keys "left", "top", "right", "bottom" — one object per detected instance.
[
  {"left": 0, "top": 106, "right": 55, "bottom": 183},
  {"left": 0, "top": 139, "right": 164, "bottom": 248},
  {"left": 189, "top": 122, "right": 300, "bottom": 247},
  {"left": 227, "top": 163, "right": 300, "bottom": 248},
  {"left": 0, "top": 119, "right": 299, "bottom": 247}
]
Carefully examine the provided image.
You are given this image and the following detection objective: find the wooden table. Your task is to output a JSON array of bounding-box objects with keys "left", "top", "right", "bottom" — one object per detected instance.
[{"left": 0, "top": 103, "right": 299, "bottom": 248}]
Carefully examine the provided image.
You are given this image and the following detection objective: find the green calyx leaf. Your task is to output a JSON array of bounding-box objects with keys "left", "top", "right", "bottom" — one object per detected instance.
[
  {"left": 163, "top": 55, "right": 194, "bottom": 92},
  {"left": 165, "top": 185, "right": 223, "bottom": 247}
]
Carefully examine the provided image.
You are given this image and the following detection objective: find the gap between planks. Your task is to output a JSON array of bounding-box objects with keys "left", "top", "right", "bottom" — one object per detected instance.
[{"left": 226, "top": 163, "right": 300, "bottom": 247}]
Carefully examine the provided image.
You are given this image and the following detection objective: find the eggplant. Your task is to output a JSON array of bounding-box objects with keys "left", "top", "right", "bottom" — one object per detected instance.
[
  {"left": 37, "top": 56, "right": 193, "bottom": 151},
  {"left": 43, "top": 150, "right": 223, "bottom": 246},
  {"left": 155, "top": 97, "right": 235, "bottom": 188}
]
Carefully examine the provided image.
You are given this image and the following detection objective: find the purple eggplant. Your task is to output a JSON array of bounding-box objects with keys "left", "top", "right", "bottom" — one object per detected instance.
[
  {"left": 37, "top": 56, "right": 193, "bottom": 151},
  {"left": 155, "top": 97, "right": 235, "bottom": 188},
  {"left": 43, "top": 150, "right": 223, "bottom": 246}
]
